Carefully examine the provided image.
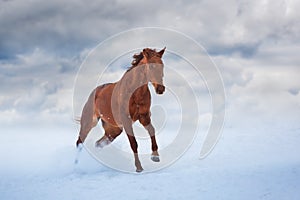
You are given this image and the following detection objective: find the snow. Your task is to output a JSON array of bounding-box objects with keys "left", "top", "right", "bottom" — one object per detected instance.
[{"left": 0, "top": 125, "right": 300, "bottom": 200}]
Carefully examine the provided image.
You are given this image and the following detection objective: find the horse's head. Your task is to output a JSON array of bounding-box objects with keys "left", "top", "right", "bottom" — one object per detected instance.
[{"left": 141, "top": 47, "right": 166, "bottom": 95}]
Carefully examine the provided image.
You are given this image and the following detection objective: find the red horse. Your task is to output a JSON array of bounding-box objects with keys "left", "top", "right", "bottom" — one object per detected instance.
[{"left": 76, "top": 47, "right": 166, "bottom": 172}]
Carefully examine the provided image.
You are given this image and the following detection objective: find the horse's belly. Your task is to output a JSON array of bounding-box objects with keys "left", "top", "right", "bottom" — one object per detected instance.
[{"left": 95, "top": 83, "right": 120, "bottom": 126}]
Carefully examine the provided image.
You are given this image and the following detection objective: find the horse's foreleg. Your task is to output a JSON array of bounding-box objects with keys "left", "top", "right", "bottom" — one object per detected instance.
[
  {"left": 123, "top": 116, "right": 143, "bottom": 172},
  {"left": 139, "top": 114, "right": 160, "bottom": 162},
  {"left": 144, "top": 123, "right": 160, "bottom": 162},
  {"left": 126, "top": 133, "right": 143, "bottom": 172}
]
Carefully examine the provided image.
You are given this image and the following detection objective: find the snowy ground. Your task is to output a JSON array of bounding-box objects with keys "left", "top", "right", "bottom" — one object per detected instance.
[{"left": 0, "top": 124, "right": 299, "bottom": 200}]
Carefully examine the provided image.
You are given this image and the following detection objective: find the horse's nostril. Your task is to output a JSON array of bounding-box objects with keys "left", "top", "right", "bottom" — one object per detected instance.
[{"left": 156, "top": 85, "right": 165, "bottom": 94}]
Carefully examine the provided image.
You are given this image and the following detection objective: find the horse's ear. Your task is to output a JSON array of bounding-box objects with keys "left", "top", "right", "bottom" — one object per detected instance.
[{"left": 158, "top": 47, "right": 166, "bottom": 58}]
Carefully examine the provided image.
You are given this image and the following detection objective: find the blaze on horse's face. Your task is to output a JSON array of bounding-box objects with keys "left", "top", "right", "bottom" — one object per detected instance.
[
  {"left": 143, "top": 47, "right": 166, "bottom": 95},
  {"left": 149, "top": 63, "right": 165, "bottom": 94}
]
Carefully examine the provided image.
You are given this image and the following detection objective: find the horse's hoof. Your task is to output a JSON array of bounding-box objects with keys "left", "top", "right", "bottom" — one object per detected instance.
[
  {"left": 95, "top": 137, "right": 111, "bottom": 148},
  {"left": 151, "top": 155, "right": 160, "bottom": 162},
  {"left": 95, "top": 141, "right": 104, "bottom": 148},
  {"left": 77, "top": 143, "right": 83, "bottom": 150},
  {"left": 136, "top": 167, "right": 144, "bottom": 173}
]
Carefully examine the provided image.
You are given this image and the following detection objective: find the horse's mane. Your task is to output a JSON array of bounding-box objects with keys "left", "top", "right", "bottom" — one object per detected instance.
[
  {"left": 131, "top": 52, "right": 144, "bottom": 66},
  {"left": 127, "top": 48, "right": 158, "bottom": 72}
]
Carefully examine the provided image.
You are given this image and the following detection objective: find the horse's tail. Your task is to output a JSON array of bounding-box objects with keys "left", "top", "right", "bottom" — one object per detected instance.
[
  {"left": 73, "top": 89, "right": 96, "bottom": 124},
  {"left": 74, "top": 117, "right": 81, "bottom": 124},
  {"left": 81, "top": 89, "right": 97, "bottom": 126}
]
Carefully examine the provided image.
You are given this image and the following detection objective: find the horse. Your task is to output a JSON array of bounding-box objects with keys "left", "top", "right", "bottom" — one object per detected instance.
[{"left": 76, "top": 47, "right": 166, "bottom": 172}]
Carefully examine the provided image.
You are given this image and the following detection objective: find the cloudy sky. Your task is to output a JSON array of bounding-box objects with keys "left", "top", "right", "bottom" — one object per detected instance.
[{"left": 1, "top": 0, "right": 299, "bottom": 138}]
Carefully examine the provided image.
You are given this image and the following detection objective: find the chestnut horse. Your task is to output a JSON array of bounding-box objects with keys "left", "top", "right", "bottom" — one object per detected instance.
[{"left": 76, "top": 47, "right": 166, "bottom": 172}]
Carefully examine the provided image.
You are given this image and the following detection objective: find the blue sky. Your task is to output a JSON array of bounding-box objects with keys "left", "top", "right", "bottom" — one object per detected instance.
[{"left": 0, "top": 0, "right": 299, "bottom": 135}]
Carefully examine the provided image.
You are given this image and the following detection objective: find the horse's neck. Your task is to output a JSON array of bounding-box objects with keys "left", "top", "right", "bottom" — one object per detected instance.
[
  {"left": 120, "top": 66, "right": 148, "bottom": 91},
  {"left": 115, "top": 65, "right": 149, "bottom": 110}
]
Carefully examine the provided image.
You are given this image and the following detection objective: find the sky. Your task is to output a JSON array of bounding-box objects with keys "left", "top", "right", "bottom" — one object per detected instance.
[
  {"left": 1, "top": 0, "right": 300, "bottom": 138},
  {"left": 1, "top": 1, "right": 300, "bottom": 198}
]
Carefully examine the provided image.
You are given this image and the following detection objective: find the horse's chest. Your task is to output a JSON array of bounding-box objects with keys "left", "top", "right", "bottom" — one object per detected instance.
[{"left": 129, "top": 100, "right": 149, "bottom": 121}]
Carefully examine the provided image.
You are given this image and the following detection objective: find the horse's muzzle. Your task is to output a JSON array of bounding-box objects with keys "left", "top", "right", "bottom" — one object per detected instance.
[{"left": 156, "top": 84, "right": 165, "bottom": 94}]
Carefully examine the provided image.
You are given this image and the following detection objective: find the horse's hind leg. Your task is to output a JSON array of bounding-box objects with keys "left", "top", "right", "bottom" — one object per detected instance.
[
  {"left": 139, "top": 114, "right": 160, "bottom": 162},
  {"left": 74, "top": 116, "right": 99, "bottom": 164},
  {"left": 76, "top": 115, "right": 98, "bottom": 147},
  {"left": 95, "top": 120, "right": 123, "bottom": 148},
  {"left": 76, "top": 90, "right": 98, "bottom": 147}
]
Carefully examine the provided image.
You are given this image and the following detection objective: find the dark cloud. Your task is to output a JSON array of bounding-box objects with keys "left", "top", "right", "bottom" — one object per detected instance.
[
  {"left": 0, "top": 0, "right": 135, "bottom": 57},
  {"left": 288, "top": 88, "right": 299, "bottom": 96},
  {"left": 1, "top": 0, "right": 299, "bottom": 58},
  {"left": 207, "top": 43, "right": 260, "bottom": 58}
]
